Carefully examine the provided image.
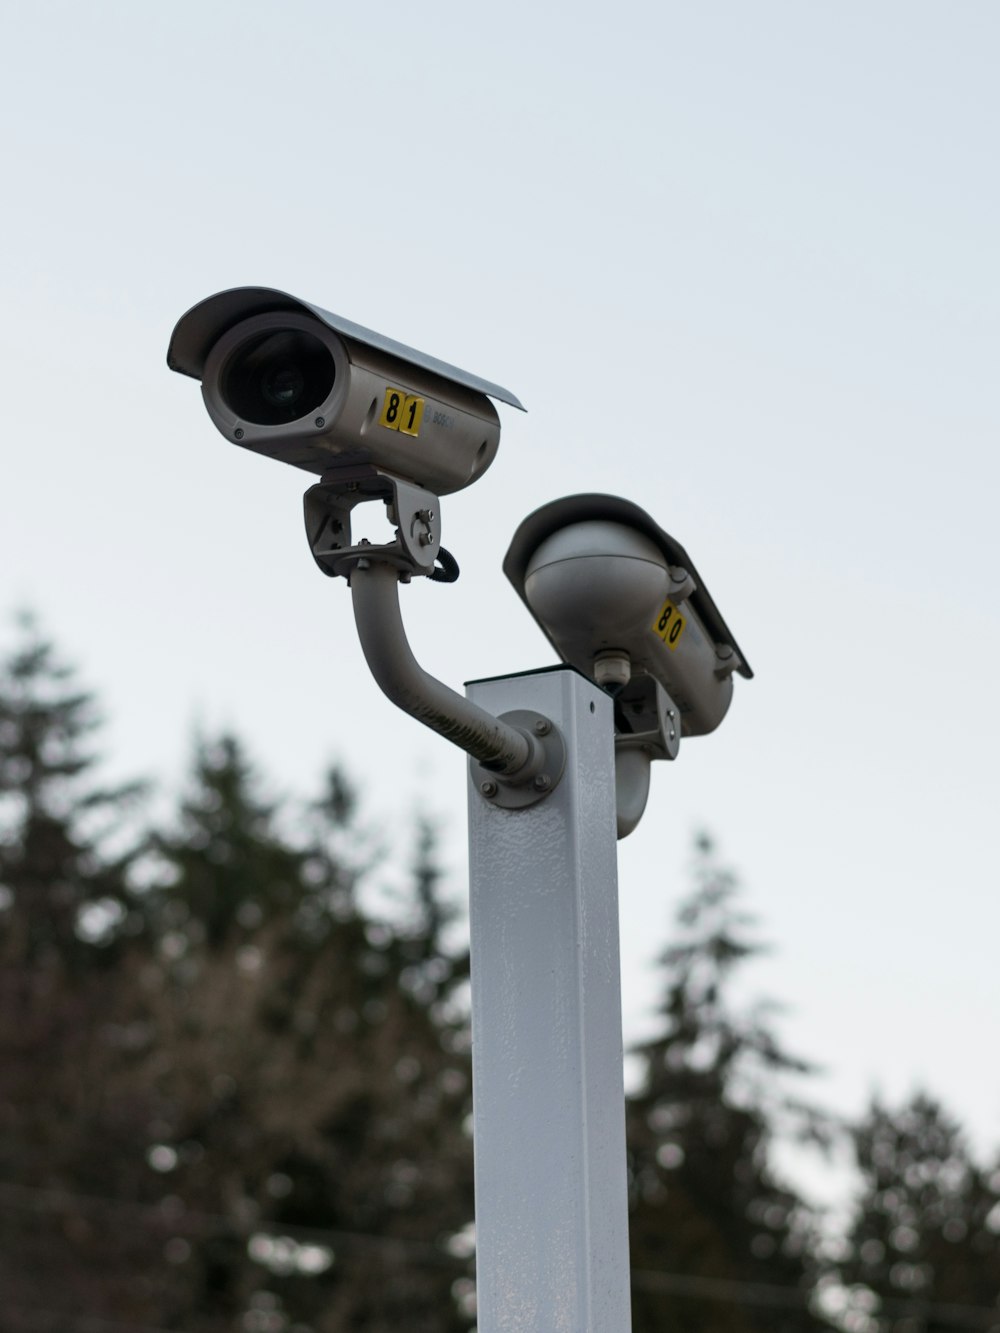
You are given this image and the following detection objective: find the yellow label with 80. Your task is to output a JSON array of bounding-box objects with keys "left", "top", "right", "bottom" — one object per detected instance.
[
  {"left": 652, "top": 598, "right": 686, "bottom": 650},
  {"left": 379, "top": 387, "right": 425, "bottom": 437}
]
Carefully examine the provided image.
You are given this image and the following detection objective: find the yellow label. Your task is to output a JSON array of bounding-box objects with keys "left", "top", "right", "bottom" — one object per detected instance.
[
  {"left": 397, "top": 394, "right": 425, "bottom": 437},
  {"left": 652, "top": 598, "right": 686, "bottom": 650},
  {"left": 379, "top": 387, "right": 424, "bottom": 436}
]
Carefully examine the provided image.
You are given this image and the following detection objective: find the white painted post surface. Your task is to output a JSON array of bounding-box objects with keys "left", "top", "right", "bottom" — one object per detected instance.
[{"left": 466, "top": 667, "right": 632, "bottom": 1333}]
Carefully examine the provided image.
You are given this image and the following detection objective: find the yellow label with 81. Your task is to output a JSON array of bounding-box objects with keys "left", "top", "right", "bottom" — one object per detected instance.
[{"left": 379, "top": 387, "right": 425, "bottom": 437}]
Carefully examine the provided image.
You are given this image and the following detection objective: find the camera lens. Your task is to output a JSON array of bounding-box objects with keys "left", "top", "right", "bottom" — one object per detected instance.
[
  {"left": 222, "top": 328, "right": 335, "bottom": 426},
  {"left": 260, "top": 363, "right": 305, "bottom": 409}
]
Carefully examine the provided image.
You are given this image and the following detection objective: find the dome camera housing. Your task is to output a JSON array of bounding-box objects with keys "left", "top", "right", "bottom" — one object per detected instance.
[{"left": 504, "top": 495, "right": 752, "bottom": 738}]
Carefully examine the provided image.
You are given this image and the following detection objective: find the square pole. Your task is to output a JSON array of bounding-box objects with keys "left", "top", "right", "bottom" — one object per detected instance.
[{"left": 466, "top": 667, "right": 631, "bottom": 1332}]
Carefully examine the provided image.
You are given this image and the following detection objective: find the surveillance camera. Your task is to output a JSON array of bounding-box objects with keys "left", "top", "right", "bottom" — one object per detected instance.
[
  {"left": 504, "top": 494, "right": 752, "bottom": 738},
  {"left": 167, "top": 286, "right": 524, "bottom": 496}
]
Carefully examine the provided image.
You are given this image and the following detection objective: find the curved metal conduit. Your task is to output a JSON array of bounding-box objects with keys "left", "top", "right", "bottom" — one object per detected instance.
[{"left": 350, "top": 559, "right": 534, "bottom": 776}]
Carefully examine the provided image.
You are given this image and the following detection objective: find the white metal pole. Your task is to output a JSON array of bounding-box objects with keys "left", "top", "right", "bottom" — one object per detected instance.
[{"left": 466, "top": 667, "right": 632, "bottom": 1333}]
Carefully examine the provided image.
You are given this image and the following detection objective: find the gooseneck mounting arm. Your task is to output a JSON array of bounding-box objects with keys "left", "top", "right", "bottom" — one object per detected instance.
[
  {"left": 306, "top": 467, "right": 566, "bottom": 804},
  {"left": 350, "top": 559, "right": 533, "bottom": 774}
]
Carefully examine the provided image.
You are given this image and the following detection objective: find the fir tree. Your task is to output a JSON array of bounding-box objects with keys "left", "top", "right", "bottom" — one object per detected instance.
[
  {"left": 626, "top": 834, "right": 830, "bottom": 1332},
  {"left": 837, "top": 1093, "right": 1000, "bottom": 1332},
  {"left": 117, "top": 735, "right": 476, "bottom": 1331},
  {"left": 0, "top": 617, "right": 149, "bottom": 1327},
  {"left": 0, "top": 621, "right": 476, "bottom": 1331},
  {"left": 0, "top": 614, "right": 140, "bottom": 965}
]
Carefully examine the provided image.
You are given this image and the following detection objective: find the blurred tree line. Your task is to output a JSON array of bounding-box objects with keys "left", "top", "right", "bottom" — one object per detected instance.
[{"left": 1, "top": 619, "right": 999, "bottom": 1333}]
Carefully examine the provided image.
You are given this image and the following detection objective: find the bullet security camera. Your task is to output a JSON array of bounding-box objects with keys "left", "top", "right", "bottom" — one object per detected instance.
[
  {"left": 167, "top": 286, "right": 524, "bottom": 497},
  {"left": 504, "top": 495, "right": 752, "bottom": 739}
]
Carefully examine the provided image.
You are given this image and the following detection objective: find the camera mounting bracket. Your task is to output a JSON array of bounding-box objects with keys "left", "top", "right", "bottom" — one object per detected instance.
[
  {"left": 614, "top": 673, "right": 681, "bottom": 762},
  {"left": 612, "top": 674, "right": 681, "bottom": 838},
  {"left": 304, "top": 464, "right": 442, "bottom": 580}
]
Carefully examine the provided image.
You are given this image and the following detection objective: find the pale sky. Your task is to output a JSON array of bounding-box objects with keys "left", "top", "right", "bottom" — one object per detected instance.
[{"left": 2, "top": 1, "right": 998, "bottom": 1203}]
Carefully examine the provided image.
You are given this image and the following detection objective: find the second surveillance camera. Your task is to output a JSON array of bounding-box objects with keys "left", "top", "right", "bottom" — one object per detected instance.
[
  {"left": 504, "top": 494, "right": 752, "bottom": 738},
  {"left": 167, "top": 286, "right": 524, "bottom": 496}
]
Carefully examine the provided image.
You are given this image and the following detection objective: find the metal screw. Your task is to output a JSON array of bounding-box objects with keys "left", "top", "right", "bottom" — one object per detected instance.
[
  {"left": 533, "top": 774, "right": 551, "bottom": 792},
  {"left": 314, "top": 416, "right": 325, "bottom": 428},
  {"left": 668, "top": 710, "right": 675, "bottom": 720},
  {"left": 533, "top": 719, "right": 550, "bottom": 736},
  {"left": 669, "top": 730, "right": 676, "bottom": 741},
  {"left": 234, "top": 428, "right": 244, "bottom": 440},
  {"left": 419, "top": 532, "right": 435, "bottom": 546},
  {"left": 480, "top": 780, "right": 498, "bottom": 798}
]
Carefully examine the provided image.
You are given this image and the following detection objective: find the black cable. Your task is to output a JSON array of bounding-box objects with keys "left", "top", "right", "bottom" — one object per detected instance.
[{"left": 429, "top": 547, "right": 460, "bottom": 583}]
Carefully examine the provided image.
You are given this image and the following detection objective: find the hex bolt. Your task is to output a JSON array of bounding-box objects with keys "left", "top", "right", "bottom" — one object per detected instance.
[
  {"left": 480, "top": 780, "right": 498, "bottom": 798},
  {"left": 533, "top": 719, "right": 551, "bottom": 736},
  {"left": 314, "top": 416, "right": 325, "bottom": 428},
  {"left": 533, "top": 774, "right": 551, "bottom": 792}
]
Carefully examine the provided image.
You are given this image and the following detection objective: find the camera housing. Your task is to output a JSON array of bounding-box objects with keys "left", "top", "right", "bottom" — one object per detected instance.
[
  {"left": 168, "top": 286, "right": 524, "bottom": 496},
  {"left": 504, "top": 494, "right": 752, "bottom": 739}
]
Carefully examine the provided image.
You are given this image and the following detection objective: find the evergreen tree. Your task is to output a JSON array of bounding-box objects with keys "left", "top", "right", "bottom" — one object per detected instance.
[
  {"left": 626, "top": 834, "right": 830, "bottom": 1332},
  {"left": 837, "top": 1093, "right": 1000, "bottom": 1332},
  {"left": 115, "top": 735, "right": 476, "bottom": 1332},
  {"left": 0, "top": 614, "right": 140, "bottom": 965},
  {"left": 0, "top": 621, "right": 476, "bottom": 1331},
  {"left": 0, "top": 617, "right": 150, "bottom": 1328}
]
